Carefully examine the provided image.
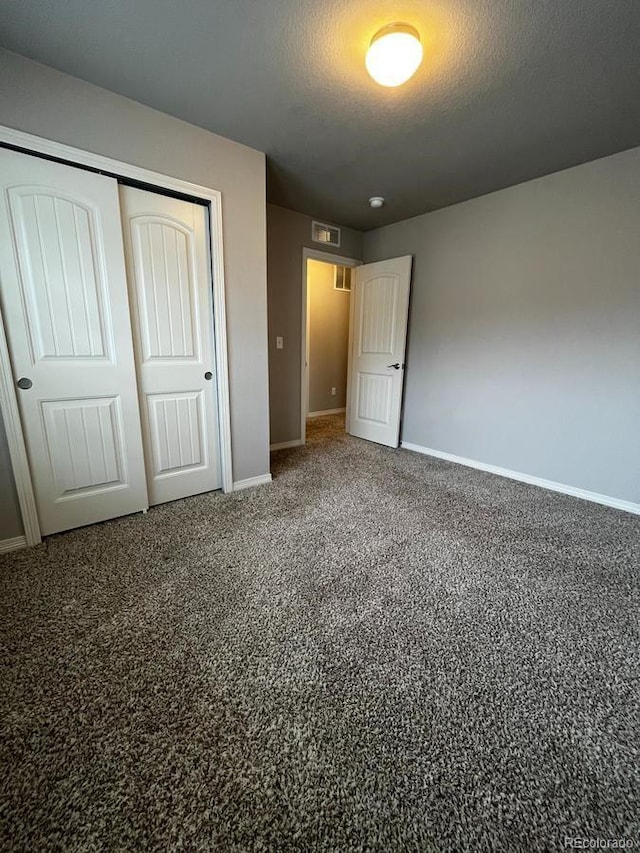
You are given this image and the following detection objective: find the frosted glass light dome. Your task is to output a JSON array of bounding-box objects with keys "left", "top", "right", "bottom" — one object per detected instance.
[{"left": 365, "top": 23, "right": 423, "bottom": 87}]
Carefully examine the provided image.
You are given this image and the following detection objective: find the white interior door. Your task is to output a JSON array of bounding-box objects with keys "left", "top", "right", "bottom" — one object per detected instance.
[
  {"left": 119, "top": 186, "right": 221, "bottom": 506},
  {"left": 0, "top": 148, "right": 148, "bottom": 535},
  {"left": 347, "top": 256, "right": 412, "bottom": 447}
]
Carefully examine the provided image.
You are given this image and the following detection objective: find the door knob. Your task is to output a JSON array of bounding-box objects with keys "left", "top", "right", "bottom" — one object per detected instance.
[
  {"left": 386, "top": 363, "right": 402, "bottom": 370},
  {"left": 204, "top": 371, "right": 213, "bottom": 381},
  {"left": 16, "top": 377, "right": 33, "bottom": 390}
]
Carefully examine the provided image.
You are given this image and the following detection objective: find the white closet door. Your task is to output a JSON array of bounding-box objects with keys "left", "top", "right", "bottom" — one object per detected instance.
[
  {"left": 119, "top": 186, "right": 221, "bottom": 505},
  {"left": 0, "top": 148, "right": 148, "bottom": 535}
]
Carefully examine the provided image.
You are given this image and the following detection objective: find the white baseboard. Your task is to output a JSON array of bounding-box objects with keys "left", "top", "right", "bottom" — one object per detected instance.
[
  {"left": 233, "top": 473, "right": 272, "bottom": 492},
  {"left": 307, "top": 408, "right": 346, "bottom": 418},
  {"left": 0, "top": 535, "right": 27, "bottom": 554},
  {"left": 400, "top": 441, "right": 640, "bottom": 516},
  {"left": 270, "top": 439, "right": 303, "bottom": 451}
]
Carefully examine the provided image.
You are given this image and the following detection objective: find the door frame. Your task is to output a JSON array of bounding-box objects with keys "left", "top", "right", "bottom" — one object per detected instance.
[
  {"left": 0, "top": 124, "right": 234, "bottom": 546},
  {"left": 300, "top": 248, "right": 361, "bottom": 446}
]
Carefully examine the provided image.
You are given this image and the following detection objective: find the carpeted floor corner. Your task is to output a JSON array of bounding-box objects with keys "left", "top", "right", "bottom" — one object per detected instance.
[{"left": 1, "top": 414, "right": 638, "bottom": 852}]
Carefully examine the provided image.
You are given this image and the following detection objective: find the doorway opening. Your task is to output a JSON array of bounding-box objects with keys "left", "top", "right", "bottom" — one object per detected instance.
[{"left": 301, "top": 249, "right": 361, "bottom": 445}]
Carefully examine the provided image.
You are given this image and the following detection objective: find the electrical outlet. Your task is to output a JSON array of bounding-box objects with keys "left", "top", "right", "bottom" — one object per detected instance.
[
  {"left": 331, "top": 387, "right": 337, "bottom": 396},
  {"left": 276, "top": 336, "right": 284, "bottom": 350}
]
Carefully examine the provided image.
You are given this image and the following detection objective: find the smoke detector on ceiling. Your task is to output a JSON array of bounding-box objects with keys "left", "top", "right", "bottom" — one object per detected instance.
[{"left": 369, "top": 197, "right": 385, "bottom": 208}]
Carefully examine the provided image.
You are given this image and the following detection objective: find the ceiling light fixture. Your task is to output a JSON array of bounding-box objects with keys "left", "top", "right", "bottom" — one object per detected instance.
[
  {"left": 365, "top": 23, "right": 423, "bottom": 87},
  {"left": 369, "top": 197, "right": 385, "bottom": 208}
]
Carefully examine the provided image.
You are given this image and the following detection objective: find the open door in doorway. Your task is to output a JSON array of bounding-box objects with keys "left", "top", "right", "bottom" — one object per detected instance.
[{"left": 346, "top": 256, "right": 412, "bottom": 448}]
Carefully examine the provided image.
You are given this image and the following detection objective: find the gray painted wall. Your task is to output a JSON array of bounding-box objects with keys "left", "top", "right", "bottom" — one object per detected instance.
[
  {"left": 0, "top": 415, "right": 23, "bottom": 539},
  {"left": 267, "top": 204, "right": 362, "bottom": 445},
  {"left": 364, "top": 146, "right": 640, "bottom": 505},
  {"left": 308, "top": 260, "right": 349, "bottom": 413},
  {"left": 0, "top": 49, "right": 270, "bottom": 527}
]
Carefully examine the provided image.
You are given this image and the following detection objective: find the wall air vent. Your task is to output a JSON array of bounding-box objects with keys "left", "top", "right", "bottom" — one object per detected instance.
[
  {"left": 312, "top": 221, "right": 341, "bottom": 248},
  {"left": 334, "top": 265, "right": 352, "bottom": 291}
]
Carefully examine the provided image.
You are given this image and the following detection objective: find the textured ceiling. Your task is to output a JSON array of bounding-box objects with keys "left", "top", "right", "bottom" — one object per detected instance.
[{"left": 1, "top": 0, "right": 639, "bottom": 230}]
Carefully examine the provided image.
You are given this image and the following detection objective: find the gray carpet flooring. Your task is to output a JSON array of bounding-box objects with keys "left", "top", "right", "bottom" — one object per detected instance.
[{"left": 1, "top": 415, "right": 638, "bottom": 852}]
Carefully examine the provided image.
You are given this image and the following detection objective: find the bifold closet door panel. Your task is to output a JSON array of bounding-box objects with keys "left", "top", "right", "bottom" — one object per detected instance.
[
  {"left": 0, "top": 148, "right": 148, "bottom": 535},
  {"left": 119, "top": 185, "right": 221, "bottom": 506}
]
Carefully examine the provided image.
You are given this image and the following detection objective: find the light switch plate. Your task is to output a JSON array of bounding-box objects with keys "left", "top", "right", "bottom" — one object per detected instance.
[{"left": 276, "top": 336, "right": 284, "bottom": 349}]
